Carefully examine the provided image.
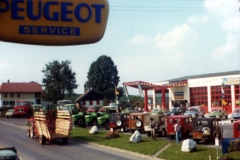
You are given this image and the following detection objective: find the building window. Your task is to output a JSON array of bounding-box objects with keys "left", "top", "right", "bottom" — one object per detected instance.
[
  {"left": 10, "top": 101, "right": 15, "bottom": 107},
  {"left": 89, "top": 100, "right": 93, "bottom": 105},
  {"left": 211, "top": 85, "right": 231, "bottom": 107},
  {"left": 17, "top": 93, "right": 20, "bottom": 98},
  {"left": 96, "top": 100, "right": 100, "bottom": 105},
  {"left": 190, "top": 87, "right": 207, "bottom": 106},
  {"left": 10, "top": 93, "right": 14, "bottom": 97},
  {"left": 82, "top": 101, "right": 86, "bottom": 105},
  {"left": 4, "top": 93, "right": 7, "bottom": 98},
  {"left": 3, "top": 101, "right": 9, "bottom": 106},
  {"left": 235, "top": 85, "right": 240, "bottom": 107}
]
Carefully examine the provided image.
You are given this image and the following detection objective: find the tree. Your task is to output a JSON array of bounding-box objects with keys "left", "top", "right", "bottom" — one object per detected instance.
[
  {"left": 85, "top": 55, "right": 120, "bottom": 100},
  {"left": 42, "top": 60, "right": 78, "bottom": 103}
]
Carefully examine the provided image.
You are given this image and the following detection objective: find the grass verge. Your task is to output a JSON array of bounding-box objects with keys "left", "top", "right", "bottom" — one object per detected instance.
[{"left": 70, "top": 127, "right": 169, "bottom": 155}]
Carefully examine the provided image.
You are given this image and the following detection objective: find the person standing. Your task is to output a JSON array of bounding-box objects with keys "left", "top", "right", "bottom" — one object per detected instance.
[
  {"left": 149, "top": 118, "right": 156, "bottom": 140},
  {"left": 174, "top": 120, "right": 181, "bottom": 143}
]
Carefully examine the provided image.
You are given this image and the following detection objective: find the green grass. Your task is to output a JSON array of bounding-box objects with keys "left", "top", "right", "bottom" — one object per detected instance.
[
  {"left": 70, "top": 127, "right": 169, "bottom": 155},
  {"left": 158, "top": 143, "right": 240, "bottom": 160},
  {"left": 70, "top": 128, "right": 240, "bottom": 159}
]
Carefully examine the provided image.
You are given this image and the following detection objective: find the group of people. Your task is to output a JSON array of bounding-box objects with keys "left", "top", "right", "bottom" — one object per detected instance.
[{"left": 149, "top": 118, "right": 182, "bottom": 143}]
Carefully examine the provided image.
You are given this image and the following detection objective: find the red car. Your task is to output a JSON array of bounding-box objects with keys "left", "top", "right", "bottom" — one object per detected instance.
[
  {"left": 166, "top": 115, "right": 193, "bottom": 139},
  {"left": 14, "top": 100, "right": 33, "bottom": 118},
  {"left": 233, "top": 120, "right": 240, "bottom": 138}
]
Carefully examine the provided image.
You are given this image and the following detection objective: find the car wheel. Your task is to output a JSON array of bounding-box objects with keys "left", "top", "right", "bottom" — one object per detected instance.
[
  {"left": 39, "top": 135, "right": 46, "bottom": 145},
  {"left": 147, "top": 131, "right": 151, "bottom": 137},
  {"left": 162, "top": 129, "right": 167, "bottom": 137},
  {"left": 225, "top": 115, "right": 228, "bottom": 119},
  {"left": 123, "top": 125, "right": 128, "bottom": 132}
]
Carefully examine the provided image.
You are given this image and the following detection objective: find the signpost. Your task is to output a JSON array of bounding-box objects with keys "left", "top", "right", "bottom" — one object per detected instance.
[{"left": 0, "top": 0, "right": 109, "bottom": 45}]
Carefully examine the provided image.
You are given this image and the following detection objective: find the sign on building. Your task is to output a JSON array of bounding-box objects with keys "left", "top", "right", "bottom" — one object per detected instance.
[{"left": 174, "top": 91, "right": 184, "bottom": 99}]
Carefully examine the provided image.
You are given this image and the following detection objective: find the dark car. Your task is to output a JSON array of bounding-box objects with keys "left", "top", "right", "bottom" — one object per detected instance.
[
  {"left": 193, "top": 117, "right": 222, "bottom": 144},
  {"left": 0, "top": 147, "right": 19, "bottom": 160},
  {"left": 110, "top": 113, "right": 130, "bottom": 132}
]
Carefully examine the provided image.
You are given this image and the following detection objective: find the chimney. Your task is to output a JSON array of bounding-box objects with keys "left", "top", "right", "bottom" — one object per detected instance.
[
  {"left": 7, "top": 79, "right": 9, "bottom": 83},
  {"left": 84, "top": 84, "right": 86, "bottom": 93}
]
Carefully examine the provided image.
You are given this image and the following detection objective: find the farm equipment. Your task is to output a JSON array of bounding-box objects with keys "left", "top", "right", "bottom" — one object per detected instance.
[{"left": 27, "top": 110, "right": 72, "bottom": 145}]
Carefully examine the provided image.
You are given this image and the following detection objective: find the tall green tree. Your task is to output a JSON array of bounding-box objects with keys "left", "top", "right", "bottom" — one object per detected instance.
[
  {"left": 42, "top": 60, "right": 78, "bottom": 103},
  {"left": 85, "top": 55, "right": 120, "bottom": 100}
]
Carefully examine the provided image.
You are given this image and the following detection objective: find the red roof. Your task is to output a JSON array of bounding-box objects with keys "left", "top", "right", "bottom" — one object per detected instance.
[{"left": 0, "top": 82, "right": 43, "bottom": 93}]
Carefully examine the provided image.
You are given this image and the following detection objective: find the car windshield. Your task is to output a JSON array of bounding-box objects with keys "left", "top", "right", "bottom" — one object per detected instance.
[
  {"left": 211, "top": 109, "right": 220, "bottom": 112},
  {"left": 16, "top": 101, "right": 29, "bottom": 106},
  {"left": 234, "top": 109, "right": 240, "bottom": 113},
  {"left": 188, "top": 108, "right": 197, "bottom": 112}
]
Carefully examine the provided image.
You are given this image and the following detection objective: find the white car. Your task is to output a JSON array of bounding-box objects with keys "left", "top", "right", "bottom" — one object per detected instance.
[{"left": 184, "top": 106, "right": 205, "bottom": 118}]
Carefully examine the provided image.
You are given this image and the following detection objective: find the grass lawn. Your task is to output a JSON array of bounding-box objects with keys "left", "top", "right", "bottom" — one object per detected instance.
[
  {"left": 70, "top": 127, "right": 169, "bottom": 155},
  {"left": 70, "top": 127, "right": 240, "bottom": 159},
  {"left": 158, "top": 143, "right": 240, "bottom": 160}
]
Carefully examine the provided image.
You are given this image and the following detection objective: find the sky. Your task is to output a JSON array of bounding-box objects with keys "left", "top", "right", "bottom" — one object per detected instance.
[{"left": 0, "top": 0, "right": 239, "bottom": 95}]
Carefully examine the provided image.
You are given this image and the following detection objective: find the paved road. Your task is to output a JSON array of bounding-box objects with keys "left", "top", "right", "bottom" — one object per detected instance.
[{"left": 0, "top": 117, "right": 154, "bottom": 160}]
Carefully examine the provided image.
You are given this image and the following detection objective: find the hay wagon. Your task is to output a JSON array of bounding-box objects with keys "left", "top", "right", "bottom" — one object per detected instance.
[{"left": 27, "top": 110, "right": 72, "bottom": 145}]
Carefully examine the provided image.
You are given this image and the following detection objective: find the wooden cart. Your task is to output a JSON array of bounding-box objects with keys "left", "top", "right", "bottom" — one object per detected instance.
[{"left": 27, "top": 110, "right": 72, "bottom": 145}]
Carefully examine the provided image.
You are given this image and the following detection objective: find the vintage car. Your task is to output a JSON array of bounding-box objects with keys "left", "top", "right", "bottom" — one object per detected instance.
[
  {"left": 144, "top": 114, "right": 167, "bottom": 137},
  {"left": 233, "top": 120, "right": 240, "bottom": 138},
  {"left": 184, "top": 106, "right": 205, "bottom": 118},
  {"left": 128, "top": 112, "right": 150, "bottom": 133},
  {"left": 5, "top": 109, "right": 14, "bottom": 118},
  {"left": 0, "top": 147, "right": 19, "bottom": 160},
  {"left": 193, "top": 117, "right": 222, "bottom": 144},
  {"left": 109, "top": 113, "right": 129, "bottom": 132},
  {"left": 14, "top": 100, "right": 33, "bottom": 118},
  {"left": 164, "top": 107, "right": 185, "bottom": 116},
  {"left": 231, "top": 108, "right": 240, "bottom": 123},
  {"left": 205, "top": 107, "right": 228, "bottom": 119},
  {"left": 166, "top": 115, "right": 193, "bottom": 139}
]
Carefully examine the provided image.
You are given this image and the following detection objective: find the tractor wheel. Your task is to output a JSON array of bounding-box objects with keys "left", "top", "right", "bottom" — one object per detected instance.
[
  {"left": 39, "top": 135, "right": 46, "bottom": 145},
  {"left": 78, "top": 119, "right": 83, "bottom": 127},
  {"left": 105, "top": 122, "right": 110, "bottom": 130},
  {"left": 80, "top": 120, "right": 86, "bottom": 128},
  {"left": 30, "top": 127, "right": 35, "bottom": 139}
]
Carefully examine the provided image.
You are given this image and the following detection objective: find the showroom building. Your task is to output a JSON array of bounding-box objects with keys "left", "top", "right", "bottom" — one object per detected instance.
[{"left": 124, "top": 70, "right": 240, "bottom": 113}]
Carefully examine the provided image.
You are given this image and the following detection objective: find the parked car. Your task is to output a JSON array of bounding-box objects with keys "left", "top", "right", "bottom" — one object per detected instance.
[
  {"left": 14, "top": 100, "right": 33, "bottom": 118},
  {"left": 205, "top": 107, "right": 228, "bottom": 119},
  {"left": 144, "top": 114, "right": 167, "bottom": 137},
  {"left": 109, "top": 113, "right": 130, "bottom": 132},
  {"left": 184, "top": 106, "right": 205, "bottom": 118},
  {"left": 231, "top": 108, "right": 240, "bottom": 123},
  {"left": 164, "top": 107, "right": 185, "bottom": 116},
  {"left": 193, "top": 117, "right": 222, "bottom": 144},
  {"left": 166, "top": 115, "right": 193, "bottom": 139},
  {"left": 0, "top": 147, "right": 19, "bottom": 160},
  {"left": 233, "top": 120, "right": 240, "bottom": 138},
  {"left": 5, "top": 109, "right": 14, "bottom": 118},
  {"left": 128, "top": 112, "right": 149, "bottom": 133}
]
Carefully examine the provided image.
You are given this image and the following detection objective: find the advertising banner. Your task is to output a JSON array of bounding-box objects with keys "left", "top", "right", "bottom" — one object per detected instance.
[{"left": 221, "top": 138, "right": 240, "bottom": 154}]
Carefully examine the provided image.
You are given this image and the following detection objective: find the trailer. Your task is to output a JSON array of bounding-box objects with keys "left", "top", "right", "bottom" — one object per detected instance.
[{"left": 27, "top": 110, "right": 72, "bottom": 145}]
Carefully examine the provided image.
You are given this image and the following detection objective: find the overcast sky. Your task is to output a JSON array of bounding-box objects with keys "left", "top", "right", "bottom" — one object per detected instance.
[{"left": 0, "top": 0, "right": 239, "bottom": 95}]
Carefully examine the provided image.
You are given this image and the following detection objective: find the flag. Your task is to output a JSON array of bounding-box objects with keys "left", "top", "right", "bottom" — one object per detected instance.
[
  {"left": 222, "top": 99, "right": 227, "bottom": 105},
  {"left": 221, "top": 86, "right": 225, "bottom": 98}
]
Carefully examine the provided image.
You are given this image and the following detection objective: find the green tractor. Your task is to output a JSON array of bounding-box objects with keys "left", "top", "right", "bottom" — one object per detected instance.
[
  {"left": 84, "top": 106, "right": 102, "bottom": 127},
  {"left": 97, "top": 103, "right": 118, "bottom": 130},
  {"left": 62, "top": 104, "right": 87, "bottom": 128}
]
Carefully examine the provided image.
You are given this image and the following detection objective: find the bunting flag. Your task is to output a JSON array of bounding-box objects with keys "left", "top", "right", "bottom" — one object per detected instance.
[{"left": 222, "top": 99, "right": 227, "bottom": 105}]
